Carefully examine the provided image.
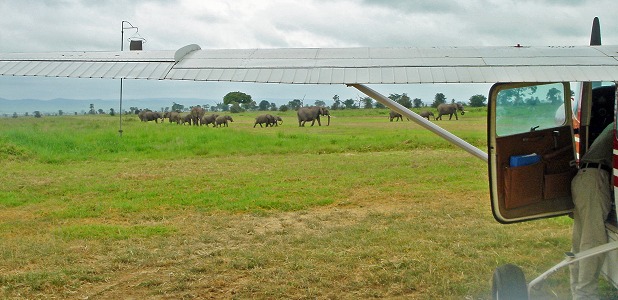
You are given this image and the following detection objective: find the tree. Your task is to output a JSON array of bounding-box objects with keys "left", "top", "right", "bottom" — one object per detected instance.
[
  {"left": 12, "top": 112, "right": 17, "bottom": 118},
  {"left": 258, "top": 100, "right": 271, "bottom": 111},
  {"left": 223, "top": 91, "right": 252, "bottom": 105},
  {"left": 97, "top": 109, "right": 105, "bottom": 114},
  {"left": 279, "top": 104, "right": 289, "bottom": 112},
  {"left": 242, "top": 101, "right": 257, "bottom": 111},
  {"left": 497, "top": 86, "right": 538, "bottom": 105},
  {"left": 216, "top": 102, "right": 229, "bottom": 112},
  {"left": 269, "top": 103, "right": 278, "bottom": 111},
  {"left": 374, "top": 101, "right": 386, "bottom": 109},
  {"left": 288, "top": 99, "right": 302, "bottom": 111},
  {"left": 331, "top": 95, "right": 342, "bottom": 110},
  {"left": 431, "top": 93, "right": 447, "bottom": 108},
  {"left": 343, "top": 98, "right": 356, "bottom": 109},
  {"left": 388, "top": 93, "right": 401, "bottom": 103},
  {"left": 33, "top": 111, "right": 42, "bottom": 118},
  {"left": 171, "top": 102, "right": 184, "bottom": 112},
  {"left": 332, "top": 99, "right": 342, "bottom": 110},
  {"left": 58, "top": 110, "right": 64, "bottom": 116},
  {"left": 89, "top": 104, "right": 96, "bottom": 115},
  {"left": 362, "top": 97, "right": 373, "bottom": 109},
  {"left": 388, "top": 93, "right": 412, "bottom": 108},
  {"left": 109, "top": 108, "right": 115, "bottom": 116},
  {"left": 230, "top": 102, "right": 244, "bottom": 113},
  {"left": 526, "top": 96, "right": 540, "bottom": 106},
  {"left": 314, "top": 100, "right": 326, "bottom": 107},
  {"left": 413, "top": 98, "right": 423, "bottom": 108},
  {"left": 546, "top": 87, "right": 562, "bottom": 104},
  {"left": 469, "top": 94, "right": 487, "bottom": 107},
  {"left": 398, "top": 93, "right": 412, "bottom": 108}
]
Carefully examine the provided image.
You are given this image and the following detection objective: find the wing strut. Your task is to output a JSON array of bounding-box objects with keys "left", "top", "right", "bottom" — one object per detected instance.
[{"left": 350, "top": 84, "right": 488, "bottom": 162}]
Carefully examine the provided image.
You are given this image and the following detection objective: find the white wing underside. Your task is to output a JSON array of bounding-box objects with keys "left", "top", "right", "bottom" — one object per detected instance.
[{"left": 1, "top": 44, "right": 618, "bottom": 84}]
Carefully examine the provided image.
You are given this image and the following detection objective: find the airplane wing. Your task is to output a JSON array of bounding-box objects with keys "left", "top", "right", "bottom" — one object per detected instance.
[{"left": 1, "top": 44, "right": 618, "bottom": 84}]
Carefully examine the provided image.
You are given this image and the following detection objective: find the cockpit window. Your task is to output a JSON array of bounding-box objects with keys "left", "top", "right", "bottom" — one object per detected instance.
[{"left": 495, "top": 83, "right": 568, "bottom": 136}]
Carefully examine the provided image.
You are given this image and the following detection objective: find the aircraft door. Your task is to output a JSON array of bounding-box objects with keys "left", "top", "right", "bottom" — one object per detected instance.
[{"left": 488, "top": 82, "right": 576, "bottom": 223}]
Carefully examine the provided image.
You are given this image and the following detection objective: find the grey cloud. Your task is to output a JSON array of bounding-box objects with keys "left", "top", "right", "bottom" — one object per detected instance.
[{"left": 358, "top": 0, "right": 465, "bottom": 13}]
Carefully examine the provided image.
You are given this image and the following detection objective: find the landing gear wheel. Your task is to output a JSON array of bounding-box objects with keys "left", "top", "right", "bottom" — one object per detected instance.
[{"left": 492, "top": 264, "right": 528, "bottom": 300}]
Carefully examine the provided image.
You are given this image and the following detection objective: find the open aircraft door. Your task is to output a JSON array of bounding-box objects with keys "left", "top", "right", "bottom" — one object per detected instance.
[{"left": 488, "top": 82, "right": 577, "bottom": 224}]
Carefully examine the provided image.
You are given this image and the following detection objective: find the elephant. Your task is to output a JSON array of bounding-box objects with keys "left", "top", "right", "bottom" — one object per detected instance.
[
  {"left": 254, "top": 114, "right": 276, "bottom": 128},
  {"left": 181, "top": 114, "right": 193, "bottom": 125},
  {"left": 201, "top": 114, "right": 219, "bottom": 127},
  {"left": 436, "top": 103, "right": 465, "bottom": 120},
  {"left": 297, "top": 106, "right": 330, "bottom": 127},
  {"left": 189, "top": 106, "right": 206, "bottom": 126},
  {"left": 273, "top": 116, "right": 283, "bottom": 126},
  {"left": 138, "top": 110, "right": 162, "bottom": 123},
  {"left": 164, "top": 111, "right": 182, "bottom": 124},
  {"left": 419, "top": 110, "right": 435, "bottom": 120},
  {"left": 215, "top": 115, "right": 234, "bottom": 127},
  {"left": 389, "top": 110, "right": 404, "bottom": 122}
]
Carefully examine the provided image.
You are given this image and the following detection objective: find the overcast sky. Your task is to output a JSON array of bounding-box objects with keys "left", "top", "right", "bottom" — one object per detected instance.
[{"left": 1, "top": 0, "right": 617, "bottom": 106}]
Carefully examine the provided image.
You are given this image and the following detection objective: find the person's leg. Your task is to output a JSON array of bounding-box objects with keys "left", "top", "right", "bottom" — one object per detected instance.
[
  {"left": 572, "top": 169, "right": 611, "bottom": 299},
  {"left": 570, "top": 171, "right": 584, "bottom": 296}
]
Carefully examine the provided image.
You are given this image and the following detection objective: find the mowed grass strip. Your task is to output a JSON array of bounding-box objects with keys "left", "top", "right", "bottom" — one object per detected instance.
[{"left": 0, "top": 108, "right": 601, "bottom": 299}]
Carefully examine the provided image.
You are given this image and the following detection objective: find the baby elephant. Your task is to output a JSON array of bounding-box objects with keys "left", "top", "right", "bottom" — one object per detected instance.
[
  {"left": 419, "top": 111, "right": 435, "bottom": 120},
  {"left": 215, "top": 115, "right": 234, "bottom": 127},
  {"left": 273, "top": 115, "right": 283, "bottom": 126}
]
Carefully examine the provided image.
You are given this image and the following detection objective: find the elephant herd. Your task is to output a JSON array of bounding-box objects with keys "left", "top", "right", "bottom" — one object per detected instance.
[
  {"left": 138, "top": 103, "right": 463, "bottom": 128},
  {"left": 138, "top": 108, "right": 234, "bottom": 127},
  {"left": 138, "top": 105, "right": 333, "bottom": 128},
  {"left": 389, "top": 103, "right": 466, "bottom": 122}
]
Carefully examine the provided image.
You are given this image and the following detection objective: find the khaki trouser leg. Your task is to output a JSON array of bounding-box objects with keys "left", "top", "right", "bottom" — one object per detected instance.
[{"left": 570, "top": 168, "right": 611, "bottom": 300}]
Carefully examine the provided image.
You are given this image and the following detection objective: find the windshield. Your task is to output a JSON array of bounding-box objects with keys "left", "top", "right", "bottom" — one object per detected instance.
[{"left": 495, "top": 83, "right": 568, "bottom": 136}]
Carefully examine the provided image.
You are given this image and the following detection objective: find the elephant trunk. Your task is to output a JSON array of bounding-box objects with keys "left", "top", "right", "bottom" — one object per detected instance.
[{"left": 327, "top": 114, "right": 331, "bottom": 126}]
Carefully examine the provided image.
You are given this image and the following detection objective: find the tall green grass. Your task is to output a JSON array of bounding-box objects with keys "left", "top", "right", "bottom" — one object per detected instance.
[{"left": 0, "top": 108, "right": 486, "bottom": 163}]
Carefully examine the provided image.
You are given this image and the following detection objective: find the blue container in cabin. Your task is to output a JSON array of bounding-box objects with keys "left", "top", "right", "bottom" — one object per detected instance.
[{"left": 509, "top": 153, "right": 541, "bottom": 167}]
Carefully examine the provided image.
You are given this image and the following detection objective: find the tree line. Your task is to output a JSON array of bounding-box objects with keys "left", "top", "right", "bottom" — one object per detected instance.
[
  {"left": 207, "top": 91, "right": 487, "bottom": 113},
  {"left": 6, "top": 91, "right": 488, "bottom": 118}
]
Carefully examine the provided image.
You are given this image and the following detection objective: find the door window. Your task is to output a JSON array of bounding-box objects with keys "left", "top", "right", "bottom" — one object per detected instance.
[{"left": 495, "top": 83, "right": 568, "bottom": 136}]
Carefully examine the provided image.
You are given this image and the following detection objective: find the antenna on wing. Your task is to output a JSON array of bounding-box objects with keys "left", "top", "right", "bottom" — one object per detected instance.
[
  {"left": 590, "top": 17, "right": 602, "bottom": 90},
  {"left": 578, "top": 17, "right": 603, "bottom": 153},
  {"left": 590, "top": 16, "right": 601, "bottom": 46}
]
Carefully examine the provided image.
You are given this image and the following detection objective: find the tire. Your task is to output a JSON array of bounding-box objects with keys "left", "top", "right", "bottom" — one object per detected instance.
[{"left": 492, "top": 264, "right": 528, "bottom": 300}]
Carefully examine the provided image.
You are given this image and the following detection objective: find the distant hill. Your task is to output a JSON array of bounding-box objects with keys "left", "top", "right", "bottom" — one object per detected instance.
[
  {"left": 0, "top": 97, "right": 328, "bottom": 116},
  {"left": 0, "top": 97, "right": 217, "bottom": 115}
]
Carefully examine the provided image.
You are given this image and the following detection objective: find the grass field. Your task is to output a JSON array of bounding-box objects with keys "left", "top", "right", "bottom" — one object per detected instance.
[{"left": 0, "top": 108, "right": 615, "bottom": 299}]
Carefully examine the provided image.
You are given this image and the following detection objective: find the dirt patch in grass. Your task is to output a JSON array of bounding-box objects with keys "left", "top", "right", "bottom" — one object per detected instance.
[{"left": 72, "top": 194, "right": 427, "bottom": 299}]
